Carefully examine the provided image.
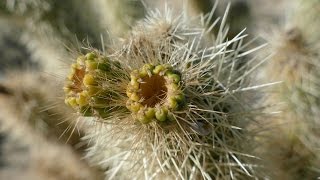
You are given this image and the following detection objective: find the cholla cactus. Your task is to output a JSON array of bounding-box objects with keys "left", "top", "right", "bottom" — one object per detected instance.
[
  {"left": 0, "top": 71, "right": 85, "bottom": 148},
  {"left": 2, "top": 0, "right": 146, "bottom": 77},
  {"left": 2, "top": 0, "right": 100, "bottom": 76},
  {"left": 63, "top": 5, "right": 274, "bottom": 179},
  {"left": 0, "top": 72, "right": 104, "bottom": 180},
  {"left": 6, "top": 0, "right": 320, "bottom": 179},
  {"left": 0, "top": 109, "right": 103, "bottom": 180},
  {"left": 257, "top": 0, "right": 320, "bottom": 179},
  {"left": 92, "top": 0, "right": 146, "bottom": 37}
]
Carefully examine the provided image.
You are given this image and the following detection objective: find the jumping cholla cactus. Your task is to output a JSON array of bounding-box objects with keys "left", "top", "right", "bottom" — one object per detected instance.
[
  {"left": 0, "top": 107, "right": 103, "bottom": 180},
  {"left": 2, "top": 0, "right": 146, "bottom": 77},
  {"left": 0, "top": 71, "right": 83, "bottom": 147},
  {"left": 63, "top": 4, "right": 274, "bottom": 179},
  {"left": 0, "top": 72, "right": 104, "bottom": 180},
  {"left": 2, "top": 0, "right": 320, "bottom": 179},
  {"left": 257, "top": 0, "right": 320, "bottom": 179}
]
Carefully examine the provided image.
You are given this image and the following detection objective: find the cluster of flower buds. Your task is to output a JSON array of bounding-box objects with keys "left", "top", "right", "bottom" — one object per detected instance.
[
  {"left": 64, "top": 52, "right": 120, "bottom": 118},
  {"left": 126, "top": 64, "right": 185, "bottom": 124}
]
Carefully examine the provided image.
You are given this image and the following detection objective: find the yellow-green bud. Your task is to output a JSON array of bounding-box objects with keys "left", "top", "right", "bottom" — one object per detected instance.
[
  {"left": 85, "top": 52, "right": 97, "bottom": 60},
  {"left": 83, "top": 74, "right": 97, "bottom": 86},
  {"left": 145, "top": 108, "right": 156, "bottom": 119},
  {"left": 166, "top": 72, "right": 181, "bottom": 84},
  {"left": 140, "top": 64, "right": 154, "bottom": 77},
  {"left": 153, "top": 64, "right": 166, "bottom": 74},
  {"left": 155, "top": 108, "right": 168, "bottom": 122}
]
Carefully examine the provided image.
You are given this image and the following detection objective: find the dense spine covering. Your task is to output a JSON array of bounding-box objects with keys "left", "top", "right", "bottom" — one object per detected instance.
[
  {"left": 63, "top": 5, "right": 273, "bottom": 179},
  {"left": 5, "top": 0, "right": 319, "bottom": 179},
  {"left": 257, "top": 0, "right": 320, "bottom": 179}
]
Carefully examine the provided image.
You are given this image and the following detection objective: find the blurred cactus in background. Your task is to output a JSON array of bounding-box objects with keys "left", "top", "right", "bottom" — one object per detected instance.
[
  {"left": 255, "top": 0, "right": 320, "bottom": 179},
  {"left": 0, "top": 0, "right": 319, "bottom": 180}
]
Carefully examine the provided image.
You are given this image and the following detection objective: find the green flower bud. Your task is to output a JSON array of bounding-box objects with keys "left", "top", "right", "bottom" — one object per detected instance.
[
  {"left": 155, "top": 107, "right": 168, "bottom": 122},
  {"left": 85, "top": 52, "right": 97, "bottom": 60}
]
